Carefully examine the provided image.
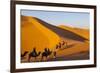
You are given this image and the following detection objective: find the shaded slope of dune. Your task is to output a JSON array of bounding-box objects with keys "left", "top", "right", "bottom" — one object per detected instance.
[
  {"left": 21, "top": 16, "right": 60, "bottom": 52},
  {"left": 58, "top": 25, "right": 89, "bottom": 40},
  {"left": 33, "top": 17, "right": 88, "bottom": 42}
]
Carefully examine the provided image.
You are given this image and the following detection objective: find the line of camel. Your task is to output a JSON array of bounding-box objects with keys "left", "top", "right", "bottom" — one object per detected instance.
[{"left": 21, "top": 41, "right": 67, "bottom": 62}]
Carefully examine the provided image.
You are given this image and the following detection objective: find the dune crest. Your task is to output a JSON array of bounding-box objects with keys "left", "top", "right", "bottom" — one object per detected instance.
[{"left": 58, "top": 25, "right": 89, "bottom": 40}]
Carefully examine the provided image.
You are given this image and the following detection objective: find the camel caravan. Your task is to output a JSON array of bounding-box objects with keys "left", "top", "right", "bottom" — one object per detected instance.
[{"left": 21, "top": 41, "right": 67, "bottom": 62}]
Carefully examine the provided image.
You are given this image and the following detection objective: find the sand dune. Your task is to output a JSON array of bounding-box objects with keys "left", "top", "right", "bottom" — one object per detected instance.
[
  {"left": 34, "top": 17, "right": 88, "bottom": 42},
  {"left": 21, "top": 16, "right": 60, "bottom": 53}
]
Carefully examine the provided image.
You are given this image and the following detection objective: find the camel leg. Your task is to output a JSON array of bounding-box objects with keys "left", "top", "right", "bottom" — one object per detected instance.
[
  {"left": 41, "top": 56, "right": 43, "bottom": 61},
  {"left": 54, "top": 52, "right": 56, "bottom": 58},
  {"left": 34, "top": 57, "right": 37, "bottom": 62},
  {"left": 28, "top": 55, "right": 31, "bottom": 62},
  {"left": 45, "top": 56, "right": 48, "bottom": 61}
]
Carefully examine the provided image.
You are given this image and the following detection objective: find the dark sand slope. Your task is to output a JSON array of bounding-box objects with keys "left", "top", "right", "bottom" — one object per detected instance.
[{"left": 33, "top": 17, "right": 88, "bottom": 42}]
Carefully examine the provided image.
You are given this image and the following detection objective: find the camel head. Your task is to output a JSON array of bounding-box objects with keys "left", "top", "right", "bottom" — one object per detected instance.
[{"left": 37, "top": 51, "right": 41, "bottom": 56}]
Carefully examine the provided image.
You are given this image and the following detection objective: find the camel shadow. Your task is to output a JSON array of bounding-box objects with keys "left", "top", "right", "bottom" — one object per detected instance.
[
  {"left": 60, "top": 43, "right": 76, "bottom": 50},
  {"left": 67, "top": 44, "right": 76, "bottom": 48}
]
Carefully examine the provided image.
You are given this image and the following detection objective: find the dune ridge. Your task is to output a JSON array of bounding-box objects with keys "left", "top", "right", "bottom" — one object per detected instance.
[
  {"left": 34, "top": 17, "right": 88, "bottom": 42},
  {"left": 58, "top": 25, "right": 89, "bottom": 40}
]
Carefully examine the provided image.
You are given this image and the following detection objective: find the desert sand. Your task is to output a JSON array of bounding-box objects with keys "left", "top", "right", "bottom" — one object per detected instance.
[{"left": 21, "top": 16, "right": 89, "bottom": 63}]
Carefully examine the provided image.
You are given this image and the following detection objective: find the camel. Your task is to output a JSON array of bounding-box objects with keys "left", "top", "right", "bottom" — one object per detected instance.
[
  {"left": 28, "top": 48, "right": 41, "bottom": 62},
  {"left": 62, "top": 41, "right": 67, "bottom": 49},
  {"left": 56, "top": 41, "right": 67, "bottom": 50},
  {"left": 62, "top": 41, "right": 65, "bottom": 45},
  {"left": 21, "top": 51, "right": 28, "bottom": 59},
  {"left": 53, "top": 51, "right": 56, "bottom": 58},
  {"left": 56, "top": 42, "right": 61, "bottom": 49},
  {"left": 56, "top": 44, "right": 59, "bottom": 49},
  {"left": 58, "top": 42, "right": 62, "bottom": 48},
  {"left": 41, "top": 48, "right": 52, "bottom": 61}
]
